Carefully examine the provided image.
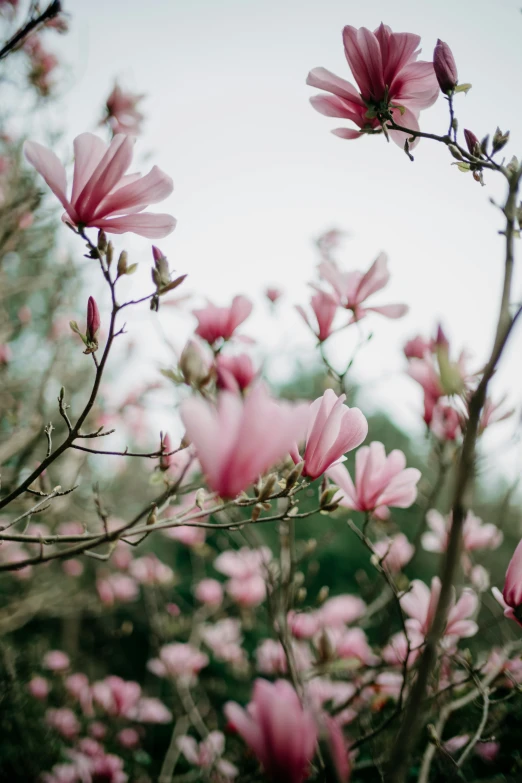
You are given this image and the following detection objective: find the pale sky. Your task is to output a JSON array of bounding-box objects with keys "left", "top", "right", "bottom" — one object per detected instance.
[{"left": 25, "top": 0, "right": 522, "bottom": 483}]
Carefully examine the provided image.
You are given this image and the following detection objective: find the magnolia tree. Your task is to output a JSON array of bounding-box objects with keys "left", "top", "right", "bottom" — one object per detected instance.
[{"left": 1, "top": 5, "right": 522, "bottom": 783}]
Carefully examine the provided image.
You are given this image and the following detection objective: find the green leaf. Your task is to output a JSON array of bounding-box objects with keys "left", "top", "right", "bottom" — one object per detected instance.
[
  {"left": 454, "top": 83, "right": 472, "bottom": 94},
  {"left": 125, "top": 263, "right": 138, "bottom": 275}
]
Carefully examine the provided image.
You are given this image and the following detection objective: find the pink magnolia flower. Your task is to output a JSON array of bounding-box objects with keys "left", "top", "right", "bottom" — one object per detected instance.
[
  {"left": 475, "top": 741, "right": 500, "bottom": 762},
  {"left": 91, "top": 676, "right": 141, "bottom": 718},
  {"left": 177, "top": 731, "right": 238, "bottom": 779},
  {"left": 317, "top": 594, "right": 367, "bottom": 627},
  {"left": 288, "top": 610, "right": 321, "bottom": 640},
  {"left": 382, "top": 629, "right": 423, "bottom": 668},
  {"left": 45, "top": 708, "right": 80, "bottom": 740},
  {"left": 226, "top": 575, "right": 267, "bottom": 607},
  {"left": 96, "top": 573, "right": 139, "bottom": 605},
  {"left": 224, "top": 679, "right": 317, "bottom": 783},
  {"left": 372, "top": 533, "right": 415, "bottom": 572},
  {"left": 215, "top": 353, "right": 257, "bottom": 393},
  {"left": 65, "top": 673, "right": 93, "bottom": 715},
  {"left": 214, "top": 547, "right": 271, "bottom": 579},
  {"left": 401, "top": 577, "right": 478, "bottom": 642},
  {"left": 129, "top": 554, "right": 174, "bottom": 586},
  {"left": 307, "top": 23, "right": 438, "bottom": 147},
  {"left": 193, "top": 295, "right": 253, "bottom": 346},
  {"left": 328, "top": 442, "right": 421, "bottom": 520},
  {"left": 479, "top": 395, "right": 515, "bottom": 435},
  {"left": 117, "top": 728, "right": 140, "bottom": 750},
  {"left": 134, "top": 697, "right": 172, "bottom": 723},
  {"left": 43, "top": 650, "right": 70, "bottom": 672},
  {"left": 492, "top": 539, "right": 522, "bottom": 627},
  {"left": 255, "top": 639, "right": 312, "bottom": 675},
  {"left": 89, "top": 754, "right": 128, "bottom": 783},
  {"left": 201, "top": 619, "right": 246, "bottom": 666},
  {"left": 181, "top": 386, "right": 308, "bottom": 498},
  {"left": 403, "top": 334, "right": 432, "bottom": 360},
  {"left": 28, "top": 676, "right": 50, "bottom": 700},
  {"left": 24, "top": 133, "right": 176, "bottom": 238},
  {"left": 104, "top": 83, "right": 145, "bottom": 135},
  {"left": 266, "top": 287, "right": 283, "bottom": 304},
  {"left": 148, "top": 643, "right": 209, "bottom": 681},
  {"left": 407, "top": 355, "right": 444, "bottom": 424},
  {"left": 443, "top": 735, "right": 469, "bottom": 755},
  {"left": 296, "top": 290, "right": 340, "bottom": 342},
  {"left": 327, "top": 627, "right": 379, "bottom": 665},
  {"left": 430, "top": 402, "right": 461, "bottom": 441},
  {"left": 318, "top": 254, "right": 408, "bottom": 322},
  {"left": 291, "top": 389, "right": 368, "bottom": 480},
  {"left": 195, "top": 578, "right": 224, "bottom": 607},
  {"left": 422, "top": 509, "right": 502, "bottom": 554}
]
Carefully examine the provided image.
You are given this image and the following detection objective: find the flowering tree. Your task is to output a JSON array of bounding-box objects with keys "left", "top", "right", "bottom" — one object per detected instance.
[{"left": 1, "top": 7, "right": 522, "bottom": 783}]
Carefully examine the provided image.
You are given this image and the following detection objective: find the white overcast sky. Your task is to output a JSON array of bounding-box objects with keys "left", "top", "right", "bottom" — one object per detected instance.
[{"left": 22, "top": 0, "right": 522, "bottom": 483}]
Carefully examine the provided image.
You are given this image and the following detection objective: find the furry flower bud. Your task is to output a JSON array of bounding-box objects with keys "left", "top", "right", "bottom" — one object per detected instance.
[
  {"left": 433, "top": 39, "right": 458, "bottom": 94},
  {"left": 86, "top": 296, "right": 100, "bottom": 344}
]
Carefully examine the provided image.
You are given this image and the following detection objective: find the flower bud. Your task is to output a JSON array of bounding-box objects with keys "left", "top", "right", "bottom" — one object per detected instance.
[
  {"left": 97, "top": 230, "right": 108, "bottom": 253},
  {"left": 464, "top": 129, "right": 480, "bottom": 156},
  {"left": 179, "top": 340, "right": 211, "bottom": 387},
  {"left": 159, "top": 432, "right": 172, "bottom": 472},
  {"left": 152, "top": 245, "right": 165, "bottom": 263},
  {"left": 86, "top": 296, "right": 100, "bottom": 344},
  {"left": 433, "top": 39, "right": 458, "bottom": 94},
  {"left": 117, "top": 250, "right": 128, "bottom": 277},
  {"left": 492, "top": 127, "right": 510, "bottom": 154}
]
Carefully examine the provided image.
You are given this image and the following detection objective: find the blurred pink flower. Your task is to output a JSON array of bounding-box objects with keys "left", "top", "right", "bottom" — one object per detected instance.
[
  {"left": 177, "top": 731, "right": 238, "bottom": 779},
  {"left": 91, "top": 676, "right": 141, "bottom": 718},
  {"left": 255, "top": 639, "right": 312, "bottom": 675},
  {"left": 475, "top": 741, "right": 500, "bottom": 762},
  {"left": 117, "top": 728, "right": 140, "bottom": 749},
  {"left": 422, "top": 509, "right": 502, "bottom": 554},
  {"left": 214, "top": 546, "right": 271, "bottom": 606},
  {"left": 104, "top": 83, "right": 145, "bottom": 135},
  {"left": 225, "top": 679, "right": 317, "bottom": 783},
  {"left": 266, "top": 287, "right": 283, "bottom": 304},
  {"left": 181, "top": 386, "right": 308, "bottom": 498},
  {"left": 201, "top": 619, "right": 246, "bottom": 666},
  {"left": 328, "top": 442, "right": 421, "bottom": 519},
  {"left": 307, "top": 23, "right": 438, "bottom": 147},
  {"left": 443, "top": 734, "right": 469, "bottom": 755},
  {"left": 372, "top": 533, "right": 415, "bottom": 572},
  {"left": 45, "top": 708, "right": 80, "bottom": 740},
  {"left": 89, "top": 754, "right": 128, "bottom": 783},
  {"left": 317, "top": 594, "right": 367, "bottom": 627},
  {"left": 317, "top": 254, "right": 408, "bottom": 322},
  {"left": 403, "top": 334, "right": 432, "bottom": 360},
  {"left": 296, "top": 289, "right": 339, "bottom": 342},
  {"left": 195, "top": 578, "right": 224, "bottom": 607},
  {"left": 328, "top": 627, "right": 379, "bottom": 665},
  {"left": 382, "top": 629, "right": 423, "bottom": 668},
  {"left": 96, "top": 573, "right": 139, "bottom": 605},
  {"left": 479, "top": 395, "right": 515, "bottom": 434},
  {"left": 288, "top": 610, "right": 320, "bottom": 640},
  {"left": 148, "top": 643, "right": 209, "bottom": 681},
  {"left": 216, "top": 353, "right": 257, "bottom": 393},
  {"left": 24, "top": 133, "right": 176, "bottom": 238},
  {"left": 401, "top": 577, "right": 478, "bottom": 642},
  {"left": 492, "top": 539, "right": 522, "bottom": 627},
  {"left": 430, "top": 402, "right": 461, "bottom": 441},
  {"left": 43, "top": 650, "right": 70, "bottom": 672},
  {"left": 28, "top": 676, "right": 50, "bottom": 700},
  {"left": 134, "top": 697, "right": 173, "bottom": 723},
  {"left": 291, "top": 389, "right": 367, "bottom": 479},
  {"left": 193, "top": 295, "right": 253, "bottom": 346},
  {"left": 65, "top": 673, "right": 93, "bottom": 715},
  {"left": 129, "top": 554, "right": 174, "bottom": 586},
  {"left": 62, "top": 559, "right": 84, "bottom": 577}
]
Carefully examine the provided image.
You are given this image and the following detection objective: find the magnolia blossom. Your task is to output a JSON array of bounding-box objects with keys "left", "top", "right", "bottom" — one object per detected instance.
[
  {"left": 96, "top": 573, "right": 139, "bottom": 605},
  {"left": 128, "top": 554, "right": 175, "bottom": 586},
  {"left": 134, "top": 697, "right": 173, "bottom": 723},
  {"left": 195, "top": 578, "right": 224, "bottom": 607},
  {"left": 433, "top": 39, "right": 458, "bottom": 94},
  {"left": 382, "top": 629, "right": 423, "bottom": 668},
  {"left": 215, "top": 353, "right": 257, "bottom": 392},
  {"left": 224, "top": 679, "right": 317, "bottom": 783},
  {"left": 326, "top": 627, "right": 379, "bottom": 665},
  {"left": 318, "top": 254, "right": 408, "bottom": 322},
  {"left": 373, "top": 533, "right": 415, "bottom": 572},
  {"left": 43, "top": 650, "right": 70, "bottom": 671},
  {"left": 24, "top": 133, "right": 176, "bottom": 238},
  {"left": 193, "top": 295, "right": 253, "bottom": 346},
  {"left": 181, "top": 386, "right": 308, "bottom": 498},
  {"left": 401, "top": 577, "right": 478, "bottom": 643},
  {"left": 255, "top": 639, "right": 312, "bottom": 675},
  {"left": 292, "top": 389, "right": 368, "bottom": 479},
  {"left": 403, "top": 335, "right": 432, "bottom": 360},
  {"left": 177, "top": 731, "right": 238, "bottom": 780},
  {"left": 200, "top": 619, "right": 246, "bottom": 666},
  {"left": 148, "top": 643, "right": 209, "bottom": 681},
  {"left": 214, "top": 546, "right": 272, "bottom": 607},
  {"left": 328, "top": 442, "right": 421, "bottom": 519},
  {"left": 104, "top": 83, "right": 145, "bottom": 135},
  {"left": 266, "top": 287, "right": 282, "bottom": 303},
  {"left": 479, "top": 395, "right": 515, "bottom": 434},
  {"left": 28, "top": 676, "right": 50, "bottom": 700},
  {"left": 296, "top": 290, "right": 339, "bottom": 342},
  {"left": 430, "top": 402, "right": 461, "bottom": 441},
  {"left": 422, "top": 509, "right": 503, "bottom": 554},
  {"left": 45, "top": 708, "right": 80, "bottom": 740},
  {"left": 317, "top": 594, "right": 367, "bottom": 627},
  {"left": 307, "top": 22, "right": 438, "bottom": 146},
  {"left": 492, "top": 539, "right": 522, "bottom": 627},
  {"left": 91, "top": 676, "right": 141, "bottom": 718}
]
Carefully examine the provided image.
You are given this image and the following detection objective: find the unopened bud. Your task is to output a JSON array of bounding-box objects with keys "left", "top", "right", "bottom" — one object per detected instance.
[
  {"left": 97, "top": 230, "right": 108, "bottom": 253},
  {"left": 448, "top": 144, "right": 464, "bottom": 161},
  {"left": 317, "top": 585, "right": 329, "bottom": 604},
  {"left": 147, "top": 504, "right": 157, "bottom": 526},
  {"left": 426, "top": 724, "right": 439, "bottom": 745},
  {"left": 86, "top": 296, "right": 100, "bottom": 349},
  {"left": 463, "top": 129, "right": 480, "bottom": 157},
  {"left": 257, "top": 473, "right": 277, "bottom": 502},
  {"left": 159, "top": 432, "right": 172, "bottom": 472},
  {"left": 285, "top": 461, "right": 304, "bottom": 490},
  {"left": 320, "top": 486, "right": 340, "bottom": 510},
  {"left": 117, "top": 250, "right": 128, "bottom": 277},
  {"left": 152, "top": 245, "right": 165, "bottom": 263},
  {"left": 106, "top": 241, "right": 114, "bottom": 266},
  {"left": 433, "top": 39, "right": 458, "bottom": 94},
  {"left": 315, "top": 630, "right": 335, "bottom": 663},
  {"left": 195, "top": 488, "right": 206, "bottom": 509},
  {"left": 492, "top": 127, "right": 510, "bottom": 154},
  {"left": 179, "top": 340, "right": 210, "bottom": 387}
]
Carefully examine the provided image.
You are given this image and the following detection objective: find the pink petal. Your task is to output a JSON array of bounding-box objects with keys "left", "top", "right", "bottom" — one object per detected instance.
[
  {"left": 74, "top": 134, "right": 134, "bottom": 219},
  {"left": 93, "top": 213, "right": 177, "bottom": 238},
  {"left": 365, "top": 304, "right": 409, "bottom": 318},
  {"left": 306, "top": 67, "right": 364, "bottom": 106},
  {"left": 24, "top": 141, "right": 72, "bottom": 214},
  {"left": 343, "top": 26, "right": 385, "bottom": 102},
  {"left": 332, "top": 128, "right": 364, "bottom": 140},
  {"left": 504, "top": 539, "right": 522, "bottom": 608},
  {"left": 71, "top": 133, "right": 107, "bottom": 204},
  {"left": 93, "top": 165, "right": 174, "bottom": 219}
]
